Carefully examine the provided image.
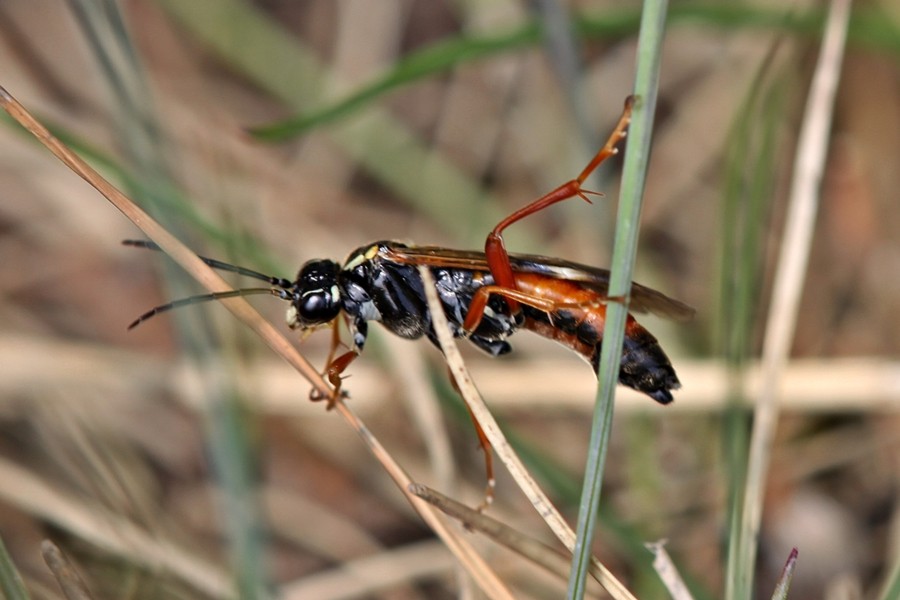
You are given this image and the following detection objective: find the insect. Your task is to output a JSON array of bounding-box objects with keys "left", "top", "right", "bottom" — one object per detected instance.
[{"left": 128, "top": 96, "right": 693, "bottom": 407}]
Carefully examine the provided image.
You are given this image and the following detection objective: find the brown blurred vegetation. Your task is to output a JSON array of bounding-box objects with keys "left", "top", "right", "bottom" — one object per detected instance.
[{"left": 0, "top": 1, "right": 898, "bottom": 598}]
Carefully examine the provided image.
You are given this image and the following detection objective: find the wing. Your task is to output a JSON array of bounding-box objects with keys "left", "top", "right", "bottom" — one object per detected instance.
[{"left": 382, "top": 243, "right": 695, "bottom": 322}]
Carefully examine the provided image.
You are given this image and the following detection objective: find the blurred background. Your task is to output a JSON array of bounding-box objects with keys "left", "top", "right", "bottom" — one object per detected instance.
[{"left": 0, "top": 1, "right": 898, "bottom": 598}]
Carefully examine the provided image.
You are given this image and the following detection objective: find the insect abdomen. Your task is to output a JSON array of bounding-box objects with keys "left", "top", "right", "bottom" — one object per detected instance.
[
  {"left": 600, "top": 318, "right": 679, "bottom": 404},
  {"left": 514, "top": 274, "right": 681, "bottom": 404}
]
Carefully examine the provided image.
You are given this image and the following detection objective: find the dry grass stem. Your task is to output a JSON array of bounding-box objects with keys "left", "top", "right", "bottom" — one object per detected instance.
[
  {"left": 417, "top": 266, "right": 638, "bottom": 600},
  {"left": 0, "top": 85, "right": 327, "bottom": 393},
  {"left": 645, "top": 540, "right": 694, "bottom": 600},
  {"left": 3, "top": 333, "right": 895, "bottom": 417},
  {"left": 0, "top": 85, "right": 511, "bottom": 600},
  {"left": 41, "top": 540, "right": 95, "bottom": 600},
  {"left": 412, "top": 483, "right": 604, "bottom": 587},
  {"left": 280, "top": 539, "right": 455, "bottom": 600},
  {"left": 472, "top": 358, "right": 900, "bottom": 412},
  {"left": 328, "top": 401, "right": 515, "bottom": 599},
  {"left": 738, "top": 0, "right": 854, "bottom": 587},
  {"left": 0, "top": 458, "right": 231, "bottom": 597},
  {"left": 382, "top": 334, "right": 457, "bottom": 491}
]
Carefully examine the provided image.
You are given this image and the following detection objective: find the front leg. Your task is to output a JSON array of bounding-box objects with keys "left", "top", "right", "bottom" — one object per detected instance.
[
  {"left": 316, "top": 351, "right": 358, "bottom": 409},
  {"left": 309, "top": 317, "right": 363, "bottom": 408}
]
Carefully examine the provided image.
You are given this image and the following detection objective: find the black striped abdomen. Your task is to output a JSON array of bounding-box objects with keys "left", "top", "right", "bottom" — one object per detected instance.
[{"left": 514, "top": 274, "right": 680, "bottom": 404}]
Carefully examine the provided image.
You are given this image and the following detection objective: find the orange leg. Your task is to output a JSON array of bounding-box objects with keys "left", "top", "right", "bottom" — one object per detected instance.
[
  {"left": 324, "top": 317, "right": 347, "bottom": 367},
  {"left": 468, "top": 404, "right": 496, "bottom": 511},
  {"left": 482, "top": 96, "right": 635, "bottom": 316},
  {"left": 462, "top": 283, "right": 623, "bottom": 334},
  {"left": 309, "top": 319, "right": 357, "bottom": 408},
  {"left": 447, "top": 367, "right": 496, "bottom": 510},
  {"left": 309, "top": 350, "right": 357, "bottom": 409},
  {"left": 326, "top": 351, "right": 357, "bottom": 406}
]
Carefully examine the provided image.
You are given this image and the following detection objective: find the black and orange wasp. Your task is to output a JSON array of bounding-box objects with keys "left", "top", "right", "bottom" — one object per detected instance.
[{"left": 128, "top": 97, "right": 693, "bottom": 407}]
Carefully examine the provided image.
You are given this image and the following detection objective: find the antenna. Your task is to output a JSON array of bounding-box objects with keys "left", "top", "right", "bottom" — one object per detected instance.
[{"left": 124, "top": 240, "right": 293, "bottom": 329}]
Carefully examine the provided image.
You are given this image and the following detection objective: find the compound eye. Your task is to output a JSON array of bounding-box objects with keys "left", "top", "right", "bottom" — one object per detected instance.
[
  {"left": 298, "top": 290, "right": 337, "bottom": 322},
  {"left": 286, "top": 259, "right": 342, "bottom": 329}
]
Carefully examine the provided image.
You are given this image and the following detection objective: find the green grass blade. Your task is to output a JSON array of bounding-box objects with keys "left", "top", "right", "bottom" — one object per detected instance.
[
  {"left": 879, "top": 555, "right": 900, "bottom": 600},
  {"left": 155, "top": 0, "right": 505, "bottom": 245},
  {"left": 0, "top": 535, "right": 30, "bottom": 600},
  {"left": 717, "top": 65, "right": 792, "bottom": 598},
  {"left": 248, "top": 5, "right": 899, "bottom": 143},
  {"left": 249, "top": 24, "right": 540, "bottom": 140},
  {"left": 157, "top": 0, "right": 898, "bottom": 250},
  {"left": 565, "top": 2, "right": 669, "bottom": 598},
  {"left": 720, "top": 53, "right": 790, "bottom": 600}
]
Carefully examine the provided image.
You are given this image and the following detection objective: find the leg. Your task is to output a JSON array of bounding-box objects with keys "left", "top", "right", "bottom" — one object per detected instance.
[
  {"left": 309, "top": 319, "right": 356, "bottom": 408},
  {"left": 447, "top": 367, "right": 496, "bottom": 510},
  {"left": 467, "top": 405, "right": 496, "bottom": 511},
  {"left": 463, "top": 285, "right": 558, "bottom": 333},
  {"left": 324, "top": 317, "right": 345, "bottom": 367},
  {"left": 462, "top": 283, "right": 623, "bottom": 335},
  {"left": 309, "top": 350, "right": 357, "bottom": 409},
  {"left": 484, "top": 96, "right": 635, "bottom": 312}
]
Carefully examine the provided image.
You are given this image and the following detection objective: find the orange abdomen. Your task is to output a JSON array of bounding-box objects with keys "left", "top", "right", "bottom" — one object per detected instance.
[{"left": 512, "top": 273, "right": 680, "bottom": 404}]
